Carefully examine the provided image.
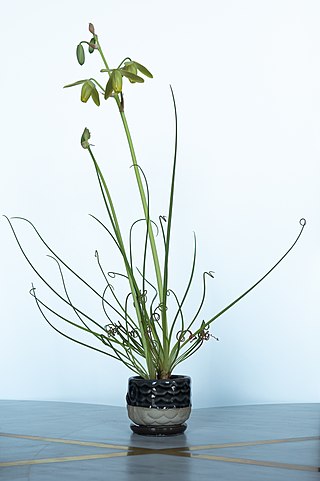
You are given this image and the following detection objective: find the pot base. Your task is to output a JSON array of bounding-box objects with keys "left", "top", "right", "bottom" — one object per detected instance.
[{"left": 130, "top": 423, "right": 187, "bottom": 436}]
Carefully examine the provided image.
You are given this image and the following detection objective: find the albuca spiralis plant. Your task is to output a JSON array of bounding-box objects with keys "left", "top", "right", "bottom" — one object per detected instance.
[{"left": 6, "top": 23, "right": 306, "bottom": 380}]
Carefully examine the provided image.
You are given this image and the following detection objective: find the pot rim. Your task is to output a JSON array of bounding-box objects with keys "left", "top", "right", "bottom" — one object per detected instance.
[{"left": 128, "top": 375, "right": 191, "bottom": 385}]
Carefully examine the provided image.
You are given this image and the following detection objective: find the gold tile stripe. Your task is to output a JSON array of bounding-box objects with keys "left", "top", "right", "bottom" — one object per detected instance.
[
  {"left": 0, "top": 432, "right": 129, "bottom": 450},
  {"left": 191, "top": 453, "right": 320, "bottom": 473},
  {"left": 188, "top": 435, "right": 320, "bottom": 451},
  {"left": 1, "top": 432, "right": 318, "bottom": 452},
  {"left": 0, "top": 432, "right": 319, "bottom": 472},
  {"left": 0, "top": 452, "right": 128, "bottom": 468}
]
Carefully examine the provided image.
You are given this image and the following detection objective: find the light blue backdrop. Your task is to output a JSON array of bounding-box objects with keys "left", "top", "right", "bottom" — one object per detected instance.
[{"left": 1, "top": 0, "right": 319, "bottom": 408}]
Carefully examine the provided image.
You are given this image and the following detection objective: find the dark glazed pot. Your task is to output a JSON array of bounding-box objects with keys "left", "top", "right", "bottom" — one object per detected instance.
[{"left": 126, "top": 375, "right": 191, "bottom": 436}]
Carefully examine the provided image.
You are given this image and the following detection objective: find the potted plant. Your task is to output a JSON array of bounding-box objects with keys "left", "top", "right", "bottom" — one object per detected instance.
[{"left": 6, "top": 23, "right": 306, "bottom": 436}]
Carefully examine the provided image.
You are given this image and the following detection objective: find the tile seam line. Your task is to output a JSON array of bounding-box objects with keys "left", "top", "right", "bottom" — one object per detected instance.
[
  {"left": 0, "top": 433, "right": 129, "bottom": 450},
  {"left": 191, "top": 453, "right": 320, "bottom": 473},
  {"left": 0, "top": 452, "right": 128, "bottom": 467},
  {"left": 187, "top": 435, "right": 320, "bottom": 451}
]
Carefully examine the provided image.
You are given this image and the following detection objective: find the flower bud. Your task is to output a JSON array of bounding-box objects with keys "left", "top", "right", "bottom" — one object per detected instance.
[
  {"left": 76, "top": 44, "right": 85, "bottom": 65},
  {"left": 89, "top": 23, "right": 95, "bottom": 35},
  {"left": 88, "top": 37, "right": 96, "bottom": 53},
  {"left": 81, "top": 128, "right": 91, "bottom": 149}
]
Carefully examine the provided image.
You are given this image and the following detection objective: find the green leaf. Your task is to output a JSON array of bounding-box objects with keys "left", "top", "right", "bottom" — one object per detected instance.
[
  {"left": 133, "top": 61, "right": 153, "bottom": 78},
  {"left": 81, "top": 127, "right": 91, "bottom": 149},
  {"left": 120, "top": 69, "right": 144, "bottom": 83},
  {"left": 88, "top": 37, "right": 95, "bottom": 54},
  {"left": 112, "top": 70, "right": 123, "bottom": 93},
  {"left": 81, "top": 80, "right": 94, "bottom": 102},
  {"left": 76, "top": 44, "right": 85, "bottom": 65},
  {"left": 104, "top": 77, "right": 113, "bottom": 99},
  {"left": 91, "top": 87, "right": 100, "bottom": 106},
  {"left": 63, "top": 79, "right": 87, "bottom": 88}
]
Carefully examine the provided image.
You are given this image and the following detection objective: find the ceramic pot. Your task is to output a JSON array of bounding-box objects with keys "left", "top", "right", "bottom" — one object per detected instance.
[{"left": 126, "top": 375, "right": 191, "bottom": 436}]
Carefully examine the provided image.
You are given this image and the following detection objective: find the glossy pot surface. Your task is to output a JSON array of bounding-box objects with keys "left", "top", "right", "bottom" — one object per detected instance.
[{"left": 126, "top": 375, "right": 191, "bottom": 408}]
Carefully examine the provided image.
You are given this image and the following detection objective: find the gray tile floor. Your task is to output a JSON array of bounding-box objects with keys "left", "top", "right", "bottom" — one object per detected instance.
[{"left": 0, "top": 401, "right": 319, "bottom": 480}]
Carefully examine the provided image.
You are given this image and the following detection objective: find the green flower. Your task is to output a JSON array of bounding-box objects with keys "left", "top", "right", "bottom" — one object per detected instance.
[{"left": 81, "top": 80, "right": 100, "bottom": 106}]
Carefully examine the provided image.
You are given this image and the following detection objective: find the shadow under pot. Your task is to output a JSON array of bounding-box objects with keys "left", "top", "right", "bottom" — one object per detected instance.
[{"left": 126, "top": 375, "right": 191, "bottom": 436}]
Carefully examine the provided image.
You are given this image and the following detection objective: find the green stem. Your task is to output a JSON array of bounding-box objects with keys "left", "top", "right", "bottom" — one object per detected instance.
[
  {"left": 89, "top": 78, "right": 105, "bottom": 92},
  {"left": 95, "top": 36, "right": 165, "bottom": 376},
  {"left": 88, "top": 147, "right": 156, "bottom": 377},
  {"left": 160, "top": 86, "right": 178, "bottom": 370},
  {"left": 117, "top": 105, "right": 164, "bottom": 302}
]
